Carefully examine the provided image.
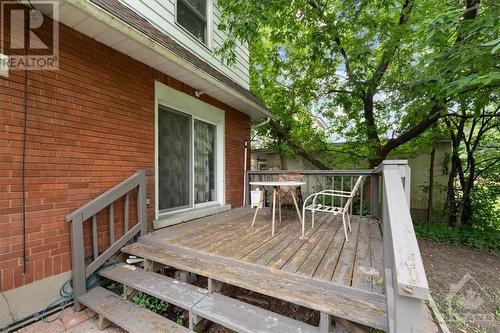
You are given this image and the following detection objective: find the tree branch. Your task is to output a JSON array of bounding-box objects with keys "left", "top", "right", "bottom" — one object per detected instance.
[
  {"left": 269, "top": 119, "right": 331, "bottom": 170},
  {"left": 474, "top": 158, "right": 500, "bottom": 180},
  {"left": 365, "top": 0, "right": 414, "bottom": 95},
  {"left": 306, "top": 0, "right": 352, "bottom": 78},
  {"left": 382, "top": 103, "right": 445, "bottom": 154}
]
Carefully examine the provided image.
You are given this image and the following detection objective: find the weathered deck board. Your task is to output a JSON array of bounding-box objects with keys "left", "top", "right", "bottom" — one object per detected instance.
[
  {"left": 147, "top": 208, "right": 384, "bottom": 294},
  {"left": 244, "top": 220, "right": 304, "bottom": 263},
  {"left": 192, "top": 293, "right": 319, "bottom": 333},
  {"left": 296, "top": 216, "right": 342, "bottom": 277},
  {"left": 252, "top": 220, "right": 305, "bottom": 265},
  {"left": 331, "top": 221, "right": 360, "bottom": 285},
  {"left": 281, "top": 215, "right": 332, "bottom": 273},
  {"left": 212, "top": 212, "right": 298, "bottom": 260},
  {"left": 128, "top": 208, "right": 387, "bottom": 330},
  {"left": 217, "top": 216, "right": 297, "bottom": 258},
  {"left": 370, "top": 222, "right": 384, "bottom": 294},
  {"left": 351, "top": 221, "right": 373, "bottom": 291},
  {"left": 123, "top": 241, "right": 388, "bottom": 330},
  {"left": 79, "top": 286, "right": 188, "bottom": 333},
  {"left": 312, "top": 216, "right": 347, "bottom": 281},
  {"left": 99, "top": 263, "right": 207, "bottom": 309},
  {"left": 265, "top": 213, "right": 329, "bottom": 270}
]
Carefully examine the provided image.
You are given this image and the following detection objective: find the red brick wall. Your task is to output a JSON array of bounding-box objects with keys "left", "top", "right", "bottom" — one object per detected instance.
[{"left": 0, "top": 21, "right": 250, "bottom": 291}]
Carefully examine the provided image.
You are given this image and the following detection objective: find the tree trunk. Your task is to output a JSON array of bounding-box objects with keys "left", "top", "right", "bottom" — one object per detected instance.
[
  {"left": 456, "top": 156, "right": 475, "bottom": 226},
  {"left": 445, "top": 118, "right": 465, "bottom": 226},
  {"left": 362, "top": 94, "right": 384, "bottom": 169},
  {"left": 426, "top": 146, "right": 436, "bottom": 223}
]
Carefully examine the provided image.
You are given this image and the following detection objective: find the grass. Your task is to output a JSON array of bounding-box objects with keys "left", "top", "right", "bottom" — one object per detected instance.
[{"left": 413, "top": 219, "right": 500, "bottom": 254}]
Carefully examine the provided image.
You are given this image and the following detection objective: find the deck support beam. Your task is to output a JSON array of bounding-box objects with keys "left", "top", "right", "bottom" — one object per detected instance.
[
  {"left": 208, "top": 278, "right": 223, "bottom": 293},
  {"left": 188, "top": 312, "right": 202, "bottom": 331},
  {"left": 143, "top": 259, "right": 164, "bottom": 272},
  {"left": 334, "top": 317, "right": 370, "bottom": 333},
  {"left": 97, "top": 315, "right": 112, "bottom": 331},
  {"left": 123, "top": 285, "right": 137, "bottom": 301},
  {"left": 320, "top": 312, "right": 332, "bottom": 333}
]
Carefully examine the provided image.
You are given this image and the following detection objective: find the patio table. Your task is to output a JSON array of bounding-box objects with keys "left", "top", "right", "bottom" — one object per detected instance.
[{"left": 249, "top": 181, "right": 306, "bottom": 236}]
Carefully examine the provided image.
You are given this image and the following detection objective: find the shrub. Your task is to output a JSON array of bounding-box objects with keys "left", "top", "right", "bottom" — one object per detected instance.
[{"left": 413, "top": 218, "right": 500, "bottom": 254}]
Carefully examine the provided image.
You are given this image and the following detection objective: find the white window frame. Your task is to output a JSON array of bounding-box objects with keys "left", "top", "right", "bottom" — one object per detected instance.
[
  {"left": 154, "top": 81, "right": 225, "bottom": 220},
  {"left": 174, "top": 0, "right": 213, "bottom": 49}
]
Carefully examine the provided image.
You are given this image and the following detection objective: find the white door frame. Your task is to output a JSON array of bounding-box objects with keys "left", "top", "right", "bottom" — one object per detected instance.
[{"left": 154, "top": 81, "right": 225, "bottom": 220}]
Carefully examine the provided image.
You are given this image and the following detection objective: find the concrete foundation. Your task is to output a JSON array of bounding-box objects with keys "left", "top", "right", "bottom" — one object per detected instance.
[{"left": 0, "top": 271, "right": 71, "bottom": 329}]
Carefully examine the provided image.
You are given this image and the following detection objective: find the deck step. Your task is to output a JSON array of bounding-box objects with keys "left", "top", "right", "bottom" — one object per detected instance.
[
  {"left": 78, "top": 286, "right": 189, "bottom": 333},
  {"left": 99, "top": 263, "right": 207, "bottom": 309},
  {"left": 122, "top": 241, "right": 388, "bottom": 331},
  {"left": 193, "top": 292, "right": 319, "bottom": 333}
]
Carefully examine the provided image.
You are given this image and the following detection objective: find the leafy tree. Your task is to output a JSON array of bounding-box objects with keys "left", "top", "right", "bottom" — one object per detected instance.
[
  {"left": 419, "top": 0, "right": 500, "bottom": 226},
  {"left": 217, "top": 0, "right": 499, "bottom": 227},
  {"left": 217, "top": 0, "right": 499, "bottom": 167}
]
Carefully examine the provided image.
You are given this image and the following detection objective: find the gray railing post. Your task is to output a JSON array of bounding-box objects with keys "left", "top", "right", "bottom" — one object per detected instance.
[
  {"left": 66, "top": 170, "right": 147, "bottom": 310},
  {"left": 370, "top": 174, "right": 379, "bottom": 218},
  {"left": 379, "top": 160, "right": 429, "bottom": 332},
  {"left": 137, "top": 170, "right": 147, "bottom": 236},
  {"left": 244, "top": 171, "right": 249, "bottom": 207},
  {"left": 70, "top": 213, "right": 86, "bottom": 311},
  {"left": 401, "top": 164, "right": 411, "bottom": 206}
]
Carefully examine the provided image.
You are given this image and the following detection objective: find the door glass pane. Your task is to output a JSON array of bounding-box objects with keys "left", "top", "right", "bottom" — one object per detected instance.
[
  {"left": 158, "top": 107, "right": 191, "bottom": 211},
  {"left": 194, "top": 119, "right": 216, "bottom": 204}
]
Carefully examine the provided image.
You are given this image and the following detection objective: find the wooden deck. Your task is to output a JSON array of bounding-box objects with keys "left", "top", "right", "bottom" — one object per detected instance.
[
  {"left": 122, "top": 207, "right": 389, "bottom": 329},
  {"left": 148, "top": 207, "right": 384, "bottom": 294}
]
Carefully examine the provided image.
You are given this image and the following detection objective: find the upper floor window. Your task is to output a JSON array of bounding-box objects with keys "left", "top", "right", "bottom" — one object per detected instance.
[{"left": 176, "top": 0, "right": 207, "bottom": 44}]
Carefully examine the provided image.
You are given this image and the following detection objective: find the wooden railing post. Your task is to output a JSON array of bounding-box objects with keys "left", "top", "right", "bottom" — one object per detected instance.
[
  {"left": 70, "top": 213, "right": 86, "bottom": 311},
  {"left": 370, "top": 174, "right": 379, "bottom": 218},
  {"left": 379, "top": 160, "right": 430, "bottom": 332},
  {"left": 244, "top": 171, "right": 249, "bottom": 207},
  {"left": 137, "top": 170, "right": 147, "bottom": 236},
  {"left": 66, "top": 170, "right": 147, "bottom": 309},
  {"left": 401, "top": 164, "right": 411, "bottom": 205}
]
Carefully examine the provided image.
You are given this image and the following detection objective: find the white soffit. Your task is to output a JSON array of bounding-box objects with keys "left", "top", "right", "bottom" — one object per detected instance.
[{"left": 36, "top": 1, "right": 271, "bottom": 119}]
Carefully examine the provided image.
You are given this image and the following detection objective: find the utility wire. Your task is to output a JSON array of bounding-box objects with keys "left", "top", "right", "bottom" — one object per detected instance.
[{"left": 21, "top": 7, "right": 31, "bottom": 274}]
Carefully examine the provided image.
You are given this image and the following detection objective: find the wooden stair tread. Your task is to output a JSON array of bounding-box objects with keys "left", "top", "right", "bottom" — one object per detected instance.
[
  {"left": 193, "top": 293, "right": 319, "bottom": 333},
  {"left": 99, "top": 263, "right": 207, "bottom": 309},
  {"left": 78, "top": 286, "right": 189, "bottom": 333},
  {"left": 121, "top": 241, "right": 388, "bottom": 331}
]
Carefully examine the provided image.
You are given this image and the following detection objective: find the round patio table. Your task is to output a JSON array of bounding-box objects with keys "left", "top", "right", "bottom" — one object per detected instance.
[{"left": 249, "top": 181, "right": 306, "bottom": 236}]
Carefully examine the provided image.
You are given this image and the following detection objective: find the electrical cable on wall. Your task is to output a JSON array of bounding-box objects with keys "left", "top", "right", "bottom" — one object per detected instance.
[{"left": 21, "top": 3, "right": 34, "bottom": 275}]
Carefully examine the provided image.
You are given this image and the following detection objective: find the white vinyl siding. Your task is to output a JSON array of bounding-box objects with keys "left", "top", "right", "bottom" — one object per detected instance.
[{"left": 119, "top": 0, "right": 250, "bottom": 88}]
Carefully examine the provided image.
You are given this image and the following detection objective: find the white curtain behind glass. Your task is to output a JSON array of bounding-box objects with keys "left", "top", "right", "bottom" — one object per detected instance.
[{"left": 194, "top": 120, "right": 216, "bottom": 204}]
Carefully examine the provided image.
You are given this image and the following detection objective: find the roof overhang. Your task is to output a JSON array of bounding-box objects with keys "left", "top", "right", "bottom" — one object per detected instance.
[{"left": 35, "top": 0, "right": 273, "bottom": 119}]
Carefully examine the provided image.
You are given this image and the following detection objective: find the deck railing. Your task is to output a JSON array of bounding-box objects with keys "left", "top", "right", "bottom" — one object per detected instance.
[
  {"left": 376, "top": 161, "right": 429, "bottom": 332},
  {"left": 245, "top": 160, "right": 430, "bottom": 331},
  {"left": 245, "top": 170, "right": 377, "bottom": 217},
  {"left": 65, "top": 170, "right": 147, "bottom": 309}
]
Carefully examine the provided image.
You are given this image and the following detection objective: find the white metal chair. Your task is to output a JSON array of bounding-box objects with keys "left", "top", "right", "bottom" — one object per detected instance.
[{"left": 301, "top": 176, "right": 364, "bottom": 241}]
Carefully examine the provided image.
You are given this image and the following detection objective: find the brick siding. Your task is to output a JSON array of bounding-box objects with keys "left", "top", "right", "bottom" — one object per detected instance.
[{"left": 0, "top": 18, "right": 250, "bottom": 291}]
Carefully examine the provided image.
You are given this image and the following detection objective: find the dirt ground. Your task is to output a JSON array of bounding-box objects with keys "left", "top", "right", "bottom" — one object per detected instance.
[{"left": 418, "top": 238, "right": 500, "bottom": 333}]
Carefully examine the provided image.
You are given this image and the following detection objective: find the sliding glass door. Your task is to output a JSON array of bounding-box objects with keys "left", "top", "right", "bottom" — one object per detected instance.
[
  {"left": 158, "top": 106, "right": 192, "bottom": 212},
  {"left": 194, "top": 119, "right": 216, "bottom": 204},
  {"left": 158, "top": 106, "right": 218, "bottom": 214}
]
